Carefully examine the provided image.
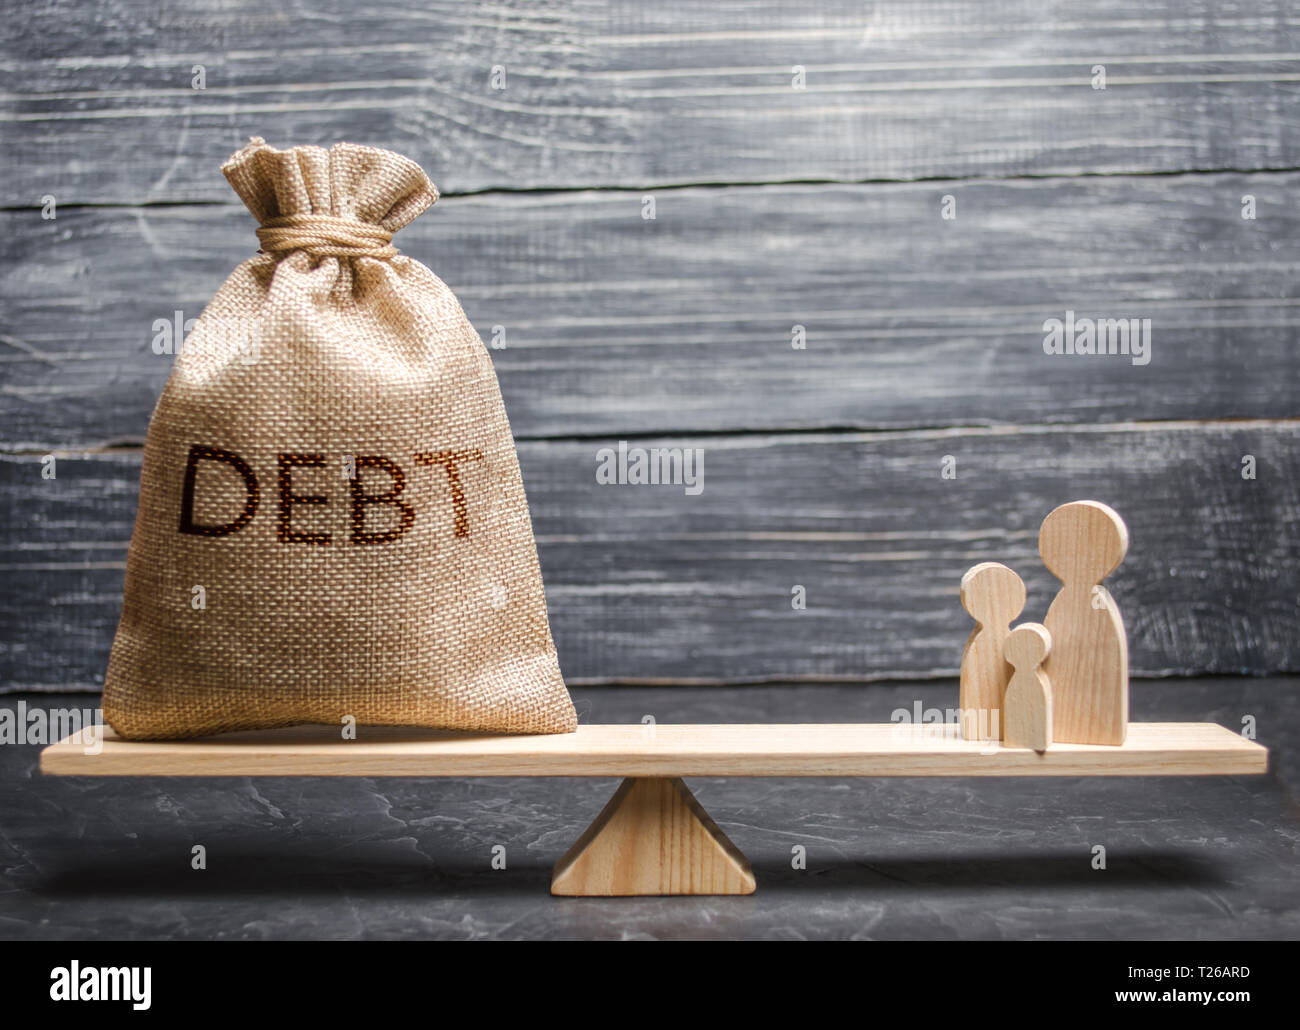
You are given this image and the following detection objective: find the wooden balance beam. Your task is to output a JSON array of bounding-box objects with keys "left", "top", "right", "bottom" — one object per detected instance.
[{"left": 41, "top": 722, "right": 1267, "bottom": 897}]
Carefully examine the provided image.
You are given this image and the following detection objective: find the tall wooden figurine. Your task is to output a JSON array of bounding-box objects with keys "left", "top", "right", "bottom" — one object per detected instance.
[{"left": 1040, "top": 500, "right": 1129, "bottom": 745}]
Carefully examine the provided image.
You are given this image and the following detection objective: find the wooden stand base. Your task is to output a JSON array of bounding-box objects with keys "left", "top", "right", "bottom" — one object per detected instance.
[
  {"left": 41, "top": 722, "right": 1267, "bottom": 898},
  {"left": 551, "top": 777, "right": 756, "bottom": 897}
]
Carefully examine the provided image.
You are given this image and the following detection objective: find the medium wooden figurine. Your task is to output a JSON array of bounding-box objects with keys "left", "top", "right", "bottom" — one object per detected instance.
[{"left": 959, "top": 561, "right": 1025, "bottom": 741}]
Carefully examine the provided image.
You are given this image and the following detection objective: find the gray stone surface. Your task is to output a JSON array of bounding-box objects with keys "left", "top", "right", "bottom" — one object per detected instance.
[{"left": 1, "top": 678, "right": 1294, "bottom": 940}]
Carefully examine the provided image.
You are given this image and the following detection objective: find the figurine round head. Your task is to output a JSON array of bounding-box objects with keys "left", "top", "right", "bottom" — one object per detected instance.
[
  {"left": 959, "top": 561, "right": 1026, "bottom": 626},
  {"left": 1004, "top": 622, "right": 1052, "bottom": 669},
  {"left": 1038, "top": 500, "right": 1128, "bottom": 585}
]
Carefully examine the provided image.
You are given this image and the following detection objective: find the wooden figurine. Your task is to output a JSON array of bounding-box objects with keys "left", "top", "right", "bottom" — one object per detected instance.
[
  {"left": 959, "top": 561, "right": 1025, "bottom": 741},
  {"left": 1004, "top": 623, "right": 1053, "bottom": 752},
  {"left": 1040, "top": 500, "right": 1129, "bottom": 745}
]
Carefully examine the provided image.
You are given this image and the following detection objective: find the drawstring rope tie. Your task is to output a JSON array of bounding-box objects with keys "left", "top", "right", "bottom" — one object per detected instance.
[{"left": 255, "top": 213, "right": 397, "bottom": 260}]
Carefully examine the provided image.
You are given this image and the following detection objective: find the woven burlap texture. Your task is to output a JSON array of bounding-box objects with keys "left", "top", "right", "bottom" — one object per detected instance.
[{"left": 102, "top": 138, "right": 577, "bottom": 739}]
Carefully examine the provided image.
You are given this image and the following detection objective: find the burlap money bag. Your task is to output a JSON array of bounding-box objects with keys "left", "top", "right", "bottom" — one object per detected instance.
[{"left": 102, "top": 138, "right": 577, "bottom": 739}]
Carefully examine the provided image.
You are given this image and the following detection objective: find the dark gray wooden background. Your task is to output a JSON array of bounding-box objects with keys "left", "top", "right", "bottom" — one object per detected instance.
[{"left": 2, "top": 0, "right": 1297, "bottom": 691}]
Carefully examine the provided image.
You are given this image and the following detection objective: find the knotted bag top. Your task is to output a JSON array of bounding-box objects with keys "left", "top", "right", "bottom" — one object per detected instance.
[{"left": 222, "top": 137, "right": 439, "bottom": 261}]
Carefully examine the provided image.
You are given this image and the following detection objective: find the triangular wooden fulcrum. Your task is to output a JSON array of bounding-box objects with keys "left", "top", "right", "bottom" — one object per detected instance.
[{"left": 551, "top": 776, "right": 756, "bottom": 896}]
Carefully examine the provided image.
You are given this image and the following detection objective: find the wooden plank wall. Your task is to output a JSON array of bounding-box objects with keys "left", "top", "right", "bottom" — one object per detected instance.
[{"left": 2, "top": 0, "right": 1297, "bottom": 690}]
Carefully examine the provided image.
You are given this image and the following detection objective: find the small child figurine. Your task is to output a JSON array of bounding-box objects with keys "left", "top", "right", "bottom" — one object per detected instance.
[{"left": 1003, "top": 623, "right": 1053, "bottom": 752}]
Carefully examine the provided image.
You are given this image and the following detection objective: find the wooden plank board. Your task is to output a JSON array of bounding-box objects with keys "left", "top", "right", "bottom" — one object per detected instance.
[
  {"left": 3, "top": 420, "right": 1296, "bottom": 689},
  {"left": 39, "top": 722, "right": 1267, "bottom": 778},
  {"left": 6, "top": 1, "right": 1300, "bottom": 204},
  {"left": 5, "top": 173, "right": 1300, "bottom": 447}
]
